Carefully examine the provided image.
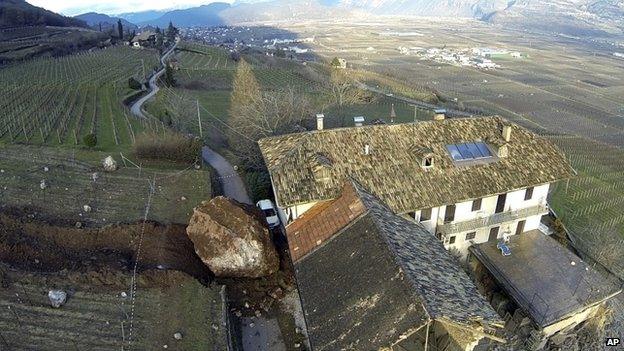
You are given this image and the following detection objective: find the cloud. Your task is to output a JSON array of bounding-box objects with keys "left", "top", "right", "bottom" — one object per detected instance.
[{"left": 27, "top": 0, "right": 234, "bottom": 16}]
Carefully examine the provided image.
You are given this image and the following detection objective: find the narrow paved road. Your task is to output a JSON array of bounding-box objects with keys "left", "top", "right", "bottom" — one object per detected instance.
[
  {"left": 357, "top": 82, "right": 475, "bottom": 118},
  {"left": 130, "top": 42, "right": 178, "bottom": 119},
  {"left": 128, "top": 41, "right": 252, "bottom": 205},
  {"left": 202, "top": 147, "right": 251, "bottom": 204}
]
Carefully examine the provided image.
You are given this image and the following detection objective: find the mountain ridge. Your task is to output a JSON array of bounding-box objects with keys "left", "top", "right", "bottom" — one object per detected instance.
[
  {"left": 123, "top": 0, "right": 623, "bottom": 35},
  {"left": 74, "top": 12, "right": 137, "bottom": 31},
  {"left": 0, "top": 0, "right": 87, "bottom": 28}
]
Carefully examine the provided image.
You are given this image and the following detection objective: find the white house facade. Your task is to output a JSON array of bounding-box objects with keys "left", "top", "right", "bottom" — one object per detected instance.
[
  {"left": 259, "top": 115, "right": 574, "bottom": 259},
  {"left": 411, "top": 184, "right": 549, "bottom": 256}
]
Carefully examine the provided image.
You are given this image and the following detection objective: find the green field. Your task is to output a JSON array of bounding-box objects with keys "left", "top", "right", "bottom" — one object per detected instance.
[
  {"left": 0, "top": 269, "right": 227, "bottom": 350},
  {"left": 146, "top": 41, "right": 436, "bottom": 148},
  {"left": 0, "top": 144, "right": 210, "bottom": 225},
  {"left": 0, "top": 45, "right": 160, "bottom": 150}
]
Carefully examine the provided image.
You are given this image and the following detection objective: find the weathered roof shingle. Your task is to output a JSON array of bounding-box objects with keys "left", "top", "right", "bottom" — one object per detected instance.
[
  {"left": 259, "top": 117, "right": 574, "bottom": 213},
  {"left": 294, "top": 182, "right": 503, "bottom": 350}
]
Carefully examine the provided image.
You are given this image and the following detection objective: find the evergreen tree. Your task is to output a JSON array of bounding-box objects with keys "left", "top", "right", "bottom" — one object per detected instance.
[
  {"left": 117, "top": 19, "right": 123, "bottom": 40},
  {"left": 164, "top": 64, "right": 176, "bottom": 87},
  {"left": 330, "top": 57, "right": 341, "bottom": 67},
  {"left": 166, "top": 22, "right": 178, "bottom": 42}
]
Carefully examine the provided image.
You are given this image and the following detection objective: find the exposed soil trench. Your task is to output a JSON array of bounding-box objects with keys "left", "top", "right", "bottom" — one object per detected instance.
[{"left": 0, "top": 207, "right": 213, "bottom": 283}]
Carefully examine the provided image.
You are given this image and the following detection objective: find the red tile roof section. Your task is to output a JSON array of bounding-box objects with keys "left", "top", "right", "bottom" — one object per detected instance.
[{"left": 286, "top": 183, "right": 366, "bottom": 262}]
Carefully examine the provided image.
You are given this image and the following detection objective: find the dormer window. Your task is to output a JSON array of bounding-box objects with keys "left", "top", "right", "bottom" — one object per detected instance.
[
  {"left": 422, "top": 155, "right": 434, "bottom": 169},
  {"left": 411, "top": 145, "right": 435, "bottom": 170},
  {"left": 310, "top": 153, "right": 333, "bottom": 183}
]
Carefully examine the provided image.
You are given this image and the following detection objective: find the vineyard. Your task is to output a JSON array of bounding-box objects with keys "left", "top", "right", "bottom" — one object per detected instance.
[
  {"left": 549, "top": 135, "right": 624, "bottom": 275},
  {"left": 174, "top": 42, "right": 325, "bottom": 92},
  {"left": 0, "top": 144, "right": 210, "bottom": 225},
  {"left": 0, "top": 268, "right": 227, "bottom": 350},
  {"left": 0, "top": 45, "right": 160, "bottom": 150}
]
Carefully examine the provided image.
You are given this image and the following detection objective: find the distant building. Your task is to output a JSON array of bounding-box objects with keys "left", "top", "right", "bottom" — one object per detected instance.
[
  {"left": 131, "top": 31, "right": 156, "bottom": 48},
  {"left": 336, "top": 58, "right": 347, "bottom": 69}
]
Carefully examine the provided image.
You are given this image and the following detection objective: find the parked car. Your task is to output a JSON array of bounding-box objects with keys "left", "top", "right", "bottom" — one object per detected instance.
[{"left": 256, "top": 199, "right": 280, "bottom": 228}]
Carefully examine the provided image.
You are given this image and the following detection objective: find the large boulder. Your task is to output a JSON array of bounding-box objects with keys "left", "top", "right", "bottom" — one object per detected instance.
[{"left": 186, "top": 197, "right": 279, "bottom": 278}]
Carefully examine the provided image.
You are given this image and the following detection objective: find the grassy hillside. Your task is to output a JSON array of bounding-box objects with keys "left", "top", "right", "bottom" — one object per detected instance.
[{"left": 0, "top": 0, "right": 87, "bottom": 28}]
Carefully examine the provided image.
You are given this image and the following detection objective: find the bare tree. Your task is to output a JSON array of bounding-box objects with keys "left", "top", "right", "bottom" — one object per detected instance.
[
  {"left": 325, "top": 68, "right": 374, "bottom": 108},
  {"left": 228, "top": 59, "right": 313, "bottom": 168}
]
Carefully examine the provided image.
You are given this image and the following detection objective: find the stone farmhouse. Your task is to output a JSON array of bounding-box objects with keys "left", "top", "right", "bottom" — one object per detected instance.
[
  {"left": 259, "top": 115, "right": 622, "bottom": 350},
  {"left": 131, "top": 31, "right": 157, "bottom": 48},
  {"left": 260, "top": 115, "right": 574, "bottom": 259}
]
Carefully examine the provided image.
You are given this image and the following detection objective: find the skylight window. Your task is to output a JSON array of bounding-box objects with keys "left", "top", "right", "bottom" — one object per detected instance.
[{"left": 446, "top": 142, "right": 493, "bottom": 161}]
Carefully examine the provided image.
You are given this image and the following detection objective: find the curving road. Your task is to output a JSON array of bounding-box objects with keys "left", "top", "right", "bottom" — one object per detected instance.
[
  {"left": 129, "top": 40, "right": 252, "bottom": 205},
  {"left": 130, "top": 42, "right": 178, "bottom": 119}
]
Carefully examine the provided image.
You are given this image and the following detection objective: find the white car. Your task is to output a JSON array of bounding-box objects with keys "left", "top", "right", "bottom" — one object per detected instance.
[{"left": 256, "top": 199, "right": 280, "bottom": 229}]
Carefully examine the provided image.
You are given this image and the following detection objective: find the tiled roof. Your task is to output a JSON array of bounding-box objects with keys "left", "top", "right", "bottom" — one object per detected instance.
[
  {"left": 294, "top": 212, "right": 429, "bottom": 351},
  {"left": 286, "top": 183, "right": 366, "bottom": 262},
  {"left": 293, "top": 182, "right": 502, "bottom": 350},
  {"left": 353, "top": 182, "right": 503, "bottom": 326},
  {"left": 259, "top": 117, "right": 574, "bottom": 213}
]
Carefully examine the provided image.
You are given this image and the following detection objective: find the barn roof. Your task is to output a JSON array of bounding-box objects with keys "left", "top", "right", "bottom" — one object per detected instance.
[{"left": 293, "top": 182, "right": 503, "bottom": 350}]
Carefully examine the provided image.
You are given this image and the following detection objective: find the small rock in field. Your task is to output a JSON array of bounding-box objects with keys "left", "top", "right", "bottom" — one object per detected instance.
[
  {"left": 92, "top": 173, "right": 99, "bottom": 182},
  {"left": 295, "top": 343, "right": 301, "bottom": 348},
  {"left": 43, "top": 166, "right": 49, "bottom": 172},
  {"left": 180, "top": 196, "right": 187, "bottom": 201},
  {"left": 163, "top": 345, "right": 168, "bottom": 349},
  {"left": 255, "top": 310, "right": 262, "bottom": 317},
  {"left": 211, "top": 323, "right": 219, "bottom": 330},
  {"left": 40, "top": 180, "right": 47, "bottom": 189},
  {"left": 83, "top": 205, "right": 92, "bottom": 213},
  {"left": 34, "top": 259, "right": 40, "bottom": 264},
  {"left": 48, "top": 290, "right": 67, "bottom": 308},
  {"left": 249, "top": 322, "right": 254, "bottom": 328},
  {"left": 0, "top": 169, "right": 4, "bottom": 173},
  {"left": 244, "top": 302, "right": 250, "bottom": 308},
  {"left": 120, "top": 292, "right": 127, "bottom": 298},
  {"left": 295, "top": 327, "right": 302, "bottom": 334},
  {"left": 102, "top": 156, "right": 118, "bottom": 172},
  {"left": 173, "top": 332, "right": 183, "bottom": 340}
]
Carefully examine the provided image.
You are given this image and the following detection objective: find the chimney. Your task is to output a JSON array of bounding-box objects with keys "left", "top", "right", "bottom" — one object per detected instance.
[
  {"left": 316, "top": 114, "right": 324, "bottom": 131},
  {"left": 433, "top": 109, "right": 446, "bottom": 121},
  {"left": 354, "top": 116, "right": 365, "bottom": 127},
  {"left": 502, "top": 125, "right": 512, "bottom": 142}
]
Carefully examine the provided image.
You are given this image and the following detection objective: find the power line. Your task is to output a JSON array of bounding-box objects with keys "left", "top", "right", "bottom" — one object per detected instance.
[{"left": 126, "top": 175, "right": 156, "bottom": 349}]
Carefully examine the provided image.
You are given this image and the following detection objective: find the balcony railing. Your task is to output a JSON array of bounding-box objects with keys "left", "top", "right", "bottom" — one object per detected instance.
[{"left": 437, "top": 204, "right": 548, "bottom": 236}]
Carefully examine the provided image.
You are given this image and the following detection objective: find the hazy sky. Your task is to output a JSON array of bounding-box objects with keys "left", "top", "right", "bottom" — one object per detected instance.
[{"left": 29, "top": 0, "right": 233, "bottom": 16}]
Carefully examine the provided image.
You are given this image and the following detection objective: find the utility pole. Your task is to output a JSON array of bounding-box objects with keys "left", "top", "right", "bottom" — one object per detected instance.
[
  {"left": 140, "top": 59, "right": 145, "bottom": 81},
  {"left": 197, "top": 100, "right": 203, "bottom": 138}
]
